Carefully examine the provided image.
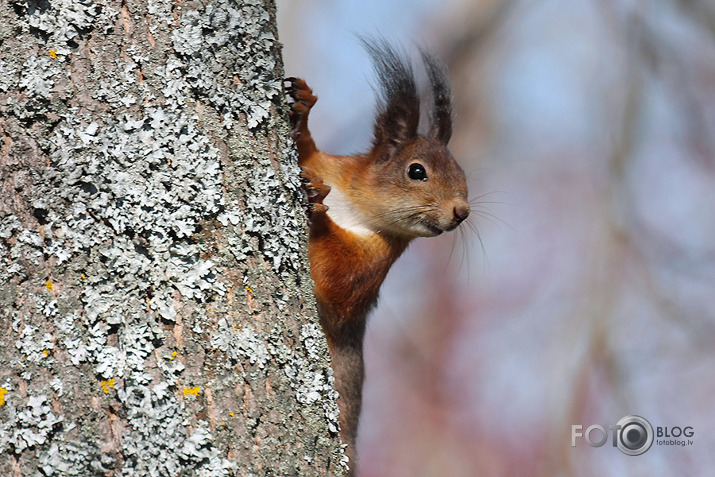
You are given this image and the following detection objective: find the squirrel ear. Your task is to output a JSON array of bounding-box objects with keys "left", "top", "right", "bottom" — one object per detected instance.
[
  {"left": 373, "top": 106, "right": 418, "bottom": 153},
  {"left": 362, "top": 37, "right": 420, "bottom": 158},
  {"left": 420, "top": 50, "right": 453, "bottom": 144}
]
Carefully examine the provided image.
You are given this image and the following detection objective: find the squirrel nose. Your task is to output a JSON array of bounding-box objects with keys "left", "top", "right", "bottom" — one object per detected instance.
[{"left": 453, "top": 203, "right": 470, "bottom": 223}]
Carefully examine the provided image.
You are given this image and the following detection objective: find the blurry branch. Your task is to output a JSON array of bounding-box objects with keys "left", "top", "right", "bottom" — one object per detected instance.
[
  {"left": 556, "top": 42, "right": 644, "bottom": 466},
  {"left": 598, "top": 0, "right": 715, "bottom": 342},
  {"left": 676, "top": 0, "right": 715, "bottom": 41},
  {"left": 550, "top": 6, "right": 663, "bottom": 475},
  {"left": 442, "top": 0, "right": 520, "bottom": 68},
  {"left": 601, "top": 0, "right": 715, "bottom": 167}
]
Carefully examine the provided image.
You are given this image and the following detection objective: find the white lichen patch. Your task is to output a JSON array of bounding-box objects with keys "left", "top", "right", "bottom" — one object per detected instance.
[
  {"left": 39, "top": 441, "right": 116, "bottom": 476},
  {"left": 17, "top": 0, "right": 117, "bottom": 46},
  {"left": 61, "top": 321, "right": 106, "bottom": 366},
  {"left": 300, "top": 324, "right": 329, "bottom": 362},
  {"left": 211, "top": 318, "right": 270, "bottom": 369},
  {"left": 292, "top": 326, "right": 341, "bottom": 434},
  {"left": 243, "top": 165, "right": 305, "bottom": 276},
  {"left": 49, "top": 378, "right": 64, "bottom": 397},
  {"left": 18, "top": 56, "right": 59, "bottom": 100},
  {"left": 94, "top": 346, "right": 126, "bottom": 380},
  {"left": 15, "top": 325, "right": 55, "bottom": 364},
  {"left": 158, "top": 354, "right": 185, "bottom": 386},
  {"left": 117, "top": 384, "right": 233, "bottom": 476},
  {"left": 181, "top": 424, "right": 236, "bottom": 476},
  {"left": 171, "top": 1, "right": 281, "bottom": 129},
  {"left": 210, "top": 318, "right": 341, "bottom": 435},
  {"left": 8, "top": 395, "right": 64, "bottom": 453},
  {"left": 0, "top": 60, "right": 19, "bottom": 93},
  {"left": 288, "top": 358, "right": 332, "bottom": 406}
]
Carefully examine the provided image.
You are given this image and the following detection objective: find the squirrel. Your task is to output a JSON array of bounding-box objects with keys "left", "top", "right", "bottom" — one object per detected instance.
[{"left": 286, "top": 38, "right": 469, "bottom": 476}]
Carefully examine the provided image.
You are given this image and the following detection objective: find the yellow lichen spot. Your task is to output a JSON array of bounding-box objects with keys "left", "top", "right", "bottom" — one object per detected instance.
[
  {"left": 244, "top": 285, "right": 253, "bottom": 293},
  {"left": 46, "top": 280, "right": 53, "bottom": 291},
  {"left": 0, "top": 388, "right": 7, "bottom": 406},
  {"left": 210, "top": 308, "right": 214, "bottom": 313},
  {"left": 49, "top": 50, "right": 57, "bottom": 58},
  {"left": 42, "top": 350, "right": 49, "bottom": 357},
  {"left": 100, "top": 378, "right": 115, "bottom": 394},
  {"left": 182, "top": 386, "right": 200, "bottom": 396},
  {"left": 229, "top": 412, "right": 235, "bottom": 418},
  {"left": 170, "top": 351, "right": 177, "bottom": 361},
  {"left": 81, "top": 273, "right": 87, "bottom": 279}
]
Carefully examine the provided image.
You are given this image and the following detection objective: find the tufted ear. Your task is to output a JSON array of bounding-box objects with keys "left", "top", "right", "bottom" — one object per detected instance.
[
  {"left": 361, "top": 37, "right": 420, "bottom": 158},
  {"left": 420, "top": 50, "right": 453, "bottom": 144}
]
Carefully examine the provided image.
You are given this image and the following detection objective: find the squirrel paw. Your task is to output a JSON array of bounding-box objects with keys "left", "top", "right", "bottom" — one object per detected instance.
[
  {"left": 285, "top": 77, "right": 317, "bottom": 135},
  {"left": 300, "top": 169, "right": 330, "bottom": 219}
]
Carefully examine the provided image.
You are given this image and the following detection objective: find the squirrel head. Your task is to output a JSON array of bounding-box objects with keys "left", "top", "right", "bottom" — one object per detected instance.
[{"left": 354, "top": 38, "right": 469, "bottom": 238}]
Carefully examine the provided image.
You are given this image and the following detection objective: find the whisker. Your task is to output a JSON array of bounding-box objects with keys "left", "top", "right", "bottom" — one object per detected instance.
[
  {"left": 472, "top": 210, "right": 514, "bottom": 230},
  {"left": 472, "top": 219, "right": 488, "bottom": 272},
  {"left": 469, "top": 190, "right": 504, "bottom": 201},
  {"left": 462, "top": 215, "right": 479, "bottom": 235},
  {"left": 454, "top": 225, "right": 467, "bottom": 283},
  {"left": 459, "top": 215, "right": 488, "bottom": 273},
  {"left": 470, "top": 200, "right": 512, "bottom": 206},
  {"left": 444, "top": 227, "right": 458, "bottom": 275},
  {"left": 461, "top": 225, "right": 472, "bottom": 283},
  {"left": 469, "top": 191, "right": 514, "bottom": 208}
]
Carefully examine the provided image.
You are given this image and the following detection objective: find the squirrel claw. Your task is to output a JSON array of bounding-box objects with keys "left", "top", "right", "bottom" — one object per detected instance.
[
  {"left": 285, "top": 77, "right": 317, "bottom": 109},
  {"left": 308, "top": 203, "right": 329, "bottom": 215},
  {"left": 285, "top": 77, "right": 318, "bottom": 141},
  {"left": 283, "top": 77, "right": 299, "bottom": 97},
  {"left": 300, "top": 169, "right": 330, "bottom": 220},
  {"left": 300, "top": 170, "right": 330, "bottom": 204}
]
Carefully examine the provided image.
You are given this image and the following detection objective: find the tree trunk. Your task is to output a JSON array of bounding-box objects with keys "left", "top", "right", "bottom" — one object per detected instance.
[{"left": 0, "top": 0, "right": 345, "bottom": 475}]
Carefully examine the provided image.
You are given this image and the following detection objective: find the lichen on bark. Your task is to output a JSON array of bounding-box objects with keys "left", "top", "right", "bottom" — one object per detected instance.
[{"left": 0, "top": 0, "right": 344, "bottom": 475}]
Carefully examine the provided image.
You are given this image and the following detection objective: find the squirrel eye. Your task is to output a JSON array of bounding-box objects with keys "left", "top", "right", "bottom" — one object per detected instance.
[{"left": 407, "top": 163, "right": 428, "bottom": 181}]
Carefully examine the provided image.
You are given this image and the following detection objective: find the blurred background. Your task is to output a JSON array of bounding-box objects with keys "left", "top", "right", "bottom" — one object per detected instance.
[{"left": 277, "top": 1, "right": 715, "bottom": 475}]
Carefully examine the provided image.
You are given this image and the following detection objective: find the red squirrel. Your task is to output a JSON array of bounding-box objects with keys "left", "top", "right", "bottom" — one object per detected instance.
[{"left": 286, "top": 39, "right": 469, "bottom": 475}]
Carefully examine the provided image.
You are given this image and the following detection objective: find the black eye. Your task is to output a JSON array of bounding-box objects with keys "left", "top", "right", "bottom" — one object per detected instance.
[{"left": 407, "top": 163, "right": 428, "bottom": 181}]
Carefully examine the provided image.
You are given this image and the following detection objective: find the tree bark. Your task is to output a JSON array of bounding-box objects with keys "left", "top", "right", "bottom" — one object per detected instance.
[{"left": 0, "top": 0, "right": 344, "bottom": 475}]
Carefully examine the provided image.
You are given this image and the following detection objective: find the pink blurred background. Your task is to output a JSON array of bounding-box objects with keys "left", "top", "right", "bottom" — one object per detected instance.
[{"left": 277, "top": 1, "right": 715, "bottom": 475}]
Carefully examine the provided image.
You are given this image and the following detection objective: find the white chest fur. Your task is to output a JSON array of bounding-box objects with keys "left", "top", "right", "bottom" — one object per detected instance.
[{"left": 323, "top": 186, "right": 376, "bottom": 237}]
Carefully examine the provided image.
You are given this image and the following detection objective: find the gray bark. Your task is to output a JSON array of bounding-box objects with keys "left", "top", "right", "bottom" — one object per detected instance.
[{"left": 0, "top": 0, "right": 344, "bottom": 475}]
